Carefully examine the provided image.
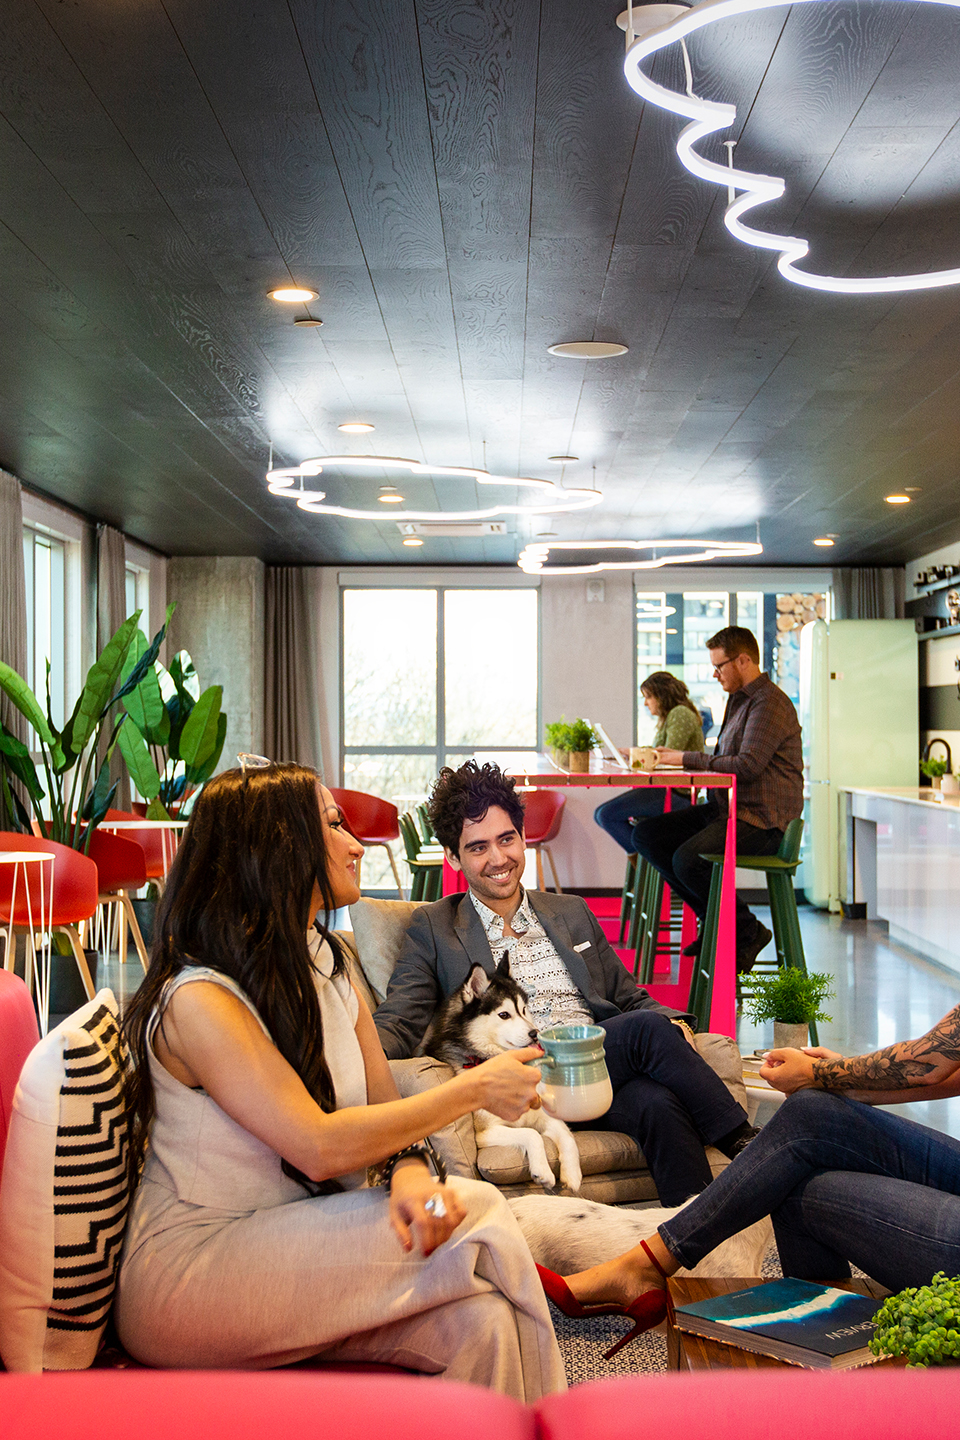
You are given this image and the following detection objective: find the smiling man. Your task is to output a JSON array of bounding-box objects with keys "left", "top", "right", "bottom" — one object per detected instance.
[
  {"left": 633, "top": 625, "right": 803, "bottom": 973},
  {"left": 372, "top": 761, "right": 755, "bottom": 1205}
]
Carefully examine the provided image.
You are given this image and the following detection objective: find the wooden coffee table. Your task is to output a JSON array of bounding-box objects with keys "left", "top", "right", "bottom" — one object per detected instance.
[{"left": 666, "top": 1277, "right": 904, "bottom": 1371}]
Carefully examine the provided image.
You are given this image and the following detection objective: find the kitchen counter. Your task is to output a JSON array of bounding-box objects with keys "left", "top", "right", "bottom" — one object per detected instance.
[{"left": 841, "top": 786, "right": 960, "bottom": 974}]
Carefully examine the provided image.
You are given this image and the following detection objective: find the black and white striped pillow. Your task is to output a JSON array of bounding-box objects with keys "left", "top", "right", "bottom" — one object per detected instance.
[{"left": 0, "top": 990, "right": 130, "bottom": 1372}]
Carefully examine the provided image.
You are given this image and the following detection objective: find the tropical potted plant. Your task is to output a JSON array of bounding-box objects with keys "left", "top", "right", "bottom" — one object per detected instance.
[
  {"left": 0, "top": 606, "right": 172, "bottom": 1007},
  {"left": 746, "top": 967, "right": 835, "bottom": 1049},
  {"left": 870, "top": 1273, "right": 960, "bottom": 1366},
  {"left": 117, "top": 640, "right": 226, "bottom": 819},
  {"left": 565, "top": 718, "right": 600, "bottom": 774}
]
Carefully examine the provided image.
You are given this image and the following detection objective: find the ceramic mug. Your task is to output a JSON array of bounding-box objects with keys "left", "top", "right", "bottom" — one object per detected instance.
[
  {"left": 630, "top": 745, "right": 658, "bottom": 771},
  {"left": 536, "top": 1023, "right": 613, "bottom": 1122}
]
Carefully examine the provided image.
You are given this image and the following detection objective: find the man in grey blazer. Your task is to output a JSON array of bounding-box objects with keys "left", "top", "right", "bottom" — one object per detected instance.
[{"left": 373, "top": 761, "right": 755, "bottom": 1205}]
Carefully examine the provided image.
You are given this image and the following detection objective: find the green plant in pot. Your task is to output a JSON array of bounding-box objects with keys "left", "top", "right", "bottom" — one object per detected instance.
[
  {"left": 565, "top": 718, "right": 599, "bottom": 774},
  {"left": 545, "top": 719, "right": 570, "bottom": 769},
  {"left": 0, "top": 606, "right": 173, "bottom": 1010},
  {"left": 117, "top": 642, "right": 227, "bottom": 819},
  {"left": 921, "top": 756, "right": 949, "bottom": 790},
  {"left": 746, "top": 967, "right": 835, "bottom": 1050},
  {"left": 870, "top": 1273, "right": 960, "bottom": 1366}
]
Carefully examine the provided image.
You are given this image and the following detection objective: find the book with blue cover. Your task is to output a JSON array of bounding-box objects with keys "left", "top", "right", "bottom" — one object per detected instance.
[{"left": 673, "top": 1279, "right": 885, "bottom": 1369}]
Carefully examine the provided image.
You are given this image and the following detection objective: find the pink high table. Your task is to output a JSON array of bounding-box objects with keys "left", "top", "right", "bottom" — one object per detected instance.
[{"left": 441, "top": 755, "right": 738, "bottom": 1038}]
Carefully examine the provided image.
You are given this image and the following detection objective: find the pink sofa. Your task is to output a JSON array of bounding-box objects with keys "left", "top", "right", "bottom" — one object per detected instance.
[{"left": 2, "top": 1368, "right": 959, "bottom": 1440}]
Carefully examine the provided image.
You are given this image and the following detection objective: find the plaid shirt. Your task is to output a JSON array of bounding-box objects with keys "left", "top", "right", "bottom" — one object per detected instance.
[{"left": 681, "top": 673, "right": 803, "bottom": 832}]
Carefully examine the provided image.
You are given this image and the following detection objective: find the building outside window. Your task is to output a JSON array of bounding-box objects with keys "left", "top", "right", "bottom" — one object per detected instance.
[
  {"left": 341, "top": 586, "right": 539, "bottom": 889},
  {"left": 22, "top": 528, "right": 67, "bottom": 732},
  {"left": 636, "top": 585, "right": 829, "bottom": 742}
]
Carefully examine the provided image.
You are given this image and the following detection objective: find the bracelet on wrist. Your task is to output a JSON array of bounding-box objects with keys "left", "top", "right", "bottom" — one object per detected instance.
[{"left": 373, "top": 1138, "right": 448, "bottom": 1188}]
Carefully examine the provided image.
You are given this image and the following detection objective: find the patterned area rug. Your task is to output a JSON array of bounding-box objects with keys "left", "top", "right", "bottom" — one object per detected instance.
[{"left": 551, "top": 1246, "right": 783, "bottom": 1384}]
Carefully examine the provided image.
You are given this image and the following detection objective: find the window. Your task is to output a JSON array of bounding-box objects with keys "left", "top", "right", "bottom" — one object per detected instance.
[
  {"left": 125, "top": 563, "right": 149, "bottom": 624},
  {"left": 22, "top": 529, "right": 67, "bottom": 730},
  {"left": 635, "top": 586, "right": 830, "bottom": 739},
  {"left": 342, "top": 586, "right": 539, "bottom": 889}
]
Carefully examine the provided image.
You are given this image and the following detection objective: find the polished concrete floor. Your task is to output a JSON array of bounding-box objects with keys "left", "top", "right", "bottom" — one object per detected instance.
[{"left": 94, "top": 903, "right": 960, "bottom": 1141}]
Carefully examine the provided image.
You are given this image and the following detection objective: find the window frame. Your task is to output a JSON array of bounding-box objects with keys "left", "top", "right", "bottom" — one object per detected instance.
[{"left": 339, "top": 583, "right": 542, "bottom": 785}]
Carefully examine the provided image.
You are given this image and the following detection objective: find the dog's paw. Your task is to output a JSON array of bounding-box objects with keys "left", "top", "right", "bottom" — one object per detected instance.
[
  {"left": 531, "top": 1165, "right": 557, "bottom": 1189},
  {"left": 559, "top": 1166, "right": 582, "bottom": 1194}
]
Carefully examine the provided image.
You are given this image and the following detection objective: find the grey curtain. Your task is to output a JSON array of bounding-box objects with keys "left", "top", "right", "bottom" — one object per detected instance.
[
  {"left": 264, "top": 566, "right": 322, "bottom": 769},
  {"left": 0, "top": 470, "right": 28, "bottom": 828},
  {"left": 832, "top": 568, "right": 906, "bottom": 620},
  {"left": 97, "top": 523, "right": 131, "bottom": 808}
]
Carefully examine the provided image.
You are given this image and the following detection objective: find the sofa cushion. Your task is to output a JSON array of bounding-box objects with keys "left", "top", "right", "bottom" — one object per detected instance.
[
  {"left": 0, "top": 990, "right": 130, "bottom": 1372},
  {"left": 347, "top": 898, "right": 424, "bottom": 1004}
]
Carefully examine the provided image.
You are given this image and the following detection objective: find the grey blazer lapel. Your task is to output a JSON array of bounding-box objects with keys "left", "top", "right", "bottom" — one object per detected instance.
[
  {"left": 527, "top": 892, "right": 597, "bottom": 1002},
  {"left": 453, "top": 894, "right": 498, "bottom": 975}
]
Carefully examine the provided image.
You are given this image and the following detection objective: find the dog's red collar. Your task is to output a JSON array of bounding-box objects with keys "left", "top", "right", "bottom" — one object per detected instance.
[{"left": 460, "top": 1056, "right": 484, "bottom": 1069}]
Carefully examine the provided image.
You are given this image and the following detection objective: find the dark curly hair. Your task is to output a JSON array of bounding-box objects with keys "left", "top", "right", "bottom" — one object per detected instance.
[{"left": 428, "top": 760, "right": 526, "bottom": 856}]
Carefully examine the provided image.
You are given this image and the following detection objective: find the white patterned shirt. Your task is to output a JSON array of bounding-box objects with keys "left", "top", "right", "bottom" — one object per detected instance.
[{"left": 469, "top": 889, "right": 593, "bottom": 1031}]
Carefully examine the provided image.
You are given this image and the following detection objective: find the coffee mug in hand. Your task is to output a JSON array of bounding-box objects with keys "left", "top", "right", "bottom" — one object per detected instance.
[
  {"left": 630, "top": 745, "right": 658, "bottom": 771},
  {"left": 536, "top": 1024, "right": 613, "bottom": 1121}
]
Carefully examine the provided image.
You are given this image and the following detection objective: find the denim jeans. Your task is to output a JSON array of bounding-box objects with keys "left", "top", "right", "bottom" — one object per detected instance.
[
  {"left": 575, "top": 1009, "right": 747, "bottom": 1206},
  {"left": 659, "top": 1089, "right": 960, "bottom": 1290},
  {"left": 633, "top": 801, "right": 782, "bottom": 944},
  {"left": 593, "top": 787, "right": 691, "bottom": 855}
]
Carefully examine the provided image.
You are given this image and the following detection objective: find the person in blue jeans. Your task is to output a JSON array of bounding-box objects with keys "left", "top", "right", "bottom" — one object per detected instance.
[
  {"left": 552, "top": 1006, "right": 960, "bottom": 1310},
  {"left": 593, "top": 672, "right": 704, "bottom": 852}
]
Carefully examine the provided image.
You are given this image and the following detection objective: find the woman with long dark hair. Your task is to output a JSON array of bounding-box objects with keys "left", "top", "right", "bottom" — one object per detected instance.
[
  {"left": 593, "top": 671, "right": 705, "bottom": 853},
  {"left": 116, "top": 763, "right": 564, "bottom": 1395}
]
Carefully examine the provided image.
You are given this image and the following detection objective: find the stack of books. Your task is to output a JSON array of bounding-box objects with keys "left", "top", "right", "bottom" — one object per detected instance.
[{"left": 673, "top": 1278, "right": 885, "bottom": 1370}]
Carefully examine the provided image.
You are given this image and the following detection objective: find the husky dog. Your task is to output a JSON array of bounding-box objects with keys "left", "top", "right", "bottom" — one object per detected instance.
[
  {"left": 430, "top": 958, "right": 583, "bottom": 1193},
  {"left": 507, "top": 1193, "right": 773, "bottom": 1280}
]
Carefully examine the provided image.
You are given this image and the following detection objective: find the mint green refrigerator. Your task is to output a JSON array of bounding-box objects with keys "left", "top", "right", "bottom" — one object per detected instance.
[{"left": 798, "top": 619, "right": 918, "bottom": 909}]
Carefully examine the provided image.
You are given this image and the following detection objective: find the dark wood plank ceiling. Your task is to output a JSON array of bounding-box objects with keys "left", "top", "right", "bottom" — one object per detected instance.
[{"left": 2, "top": 0, "right": 960, "bottom": 567}]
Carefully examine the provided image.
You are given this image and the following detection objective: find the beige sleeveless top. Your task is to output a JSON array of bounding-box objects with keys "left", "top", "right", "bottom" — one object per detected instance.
[{"left": 142, "top": 933, "right": 368, "bottom": 1209}]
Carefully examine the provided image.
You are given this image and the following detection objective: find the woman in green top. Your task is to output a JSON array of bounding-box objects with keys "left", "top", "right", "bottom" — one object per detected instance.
[{"left": 594, "top": 671, "right": 706, "bottom": 853}]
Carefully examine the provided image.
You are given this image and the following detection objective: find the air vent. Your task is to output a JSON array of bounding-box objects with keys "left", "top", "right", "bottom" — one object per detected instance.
[{"left": 397, "top": 522, "right": 508, "bottom": 538}]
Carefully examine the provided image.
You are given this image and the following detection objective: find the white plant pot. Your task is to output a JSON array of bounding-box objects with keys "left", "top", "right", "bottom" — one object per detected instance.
[{"left": 773, "top": 1021, "right": 809, "bottom": 1051}]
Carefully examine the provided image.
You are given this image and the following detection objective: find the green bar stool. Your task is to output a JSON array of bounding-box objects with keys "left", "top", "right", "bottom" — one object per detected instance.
[
  {"left": 618, "top": 852, "right": 638, "bottom": 945},
  {"left": 688, "top": 818, "right": 814, "bottom": 1041},
  {"left": 398, "top": 812, "right": 444, "bottom": 902}
]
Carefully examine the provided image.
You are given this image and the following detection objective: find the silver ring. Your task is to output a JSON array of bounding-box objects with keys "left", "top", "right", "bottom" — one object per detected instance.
[{"left": 424, "top": 1194, "right": 447, "bottom": 1219}]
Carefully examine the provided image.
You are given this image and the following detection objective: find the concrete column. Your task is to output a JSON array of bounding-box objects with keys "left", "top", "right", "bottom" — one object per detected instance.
[{"left": 167, "top": 556, "right": 265, "bottom": 758}]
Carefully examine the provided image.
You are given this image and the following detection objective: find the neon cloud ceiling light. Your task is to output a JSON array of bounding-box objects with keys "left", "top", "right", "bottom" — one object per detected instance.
[
  {"left": 619, "top": 0, "right": 960, "bottom": 295},
  {"left": 266, "top": 454, "right": 603, "bottom": 522},
  {"left": 518, "top": 537, "right": 763, "bottom": 574}
]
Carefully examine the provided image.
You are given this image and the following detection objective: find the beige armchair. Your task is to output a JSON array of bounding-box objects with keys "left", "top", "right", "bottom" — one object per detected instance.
[{"left": 338, "top": 897, "right": 748, "bottom": 1204}]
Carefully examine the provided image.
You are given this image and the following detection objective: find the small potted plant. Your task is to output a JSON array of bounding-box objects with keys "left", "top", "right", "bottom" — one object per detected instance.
[
  {"left": 565, "top": 718, "right": 599, "bottom": 774},
  {"left": 544, "top": 720, "right": 570, "bottom": 770},
  {"left": 921, "top": 756, "right": 949, "bottom": 791},
  {"left": 746, "top": 967, "right": 835, "bottom": 1050},
  {"left": 870, "top": 1273, "right": 960, "bottom": 1366}
]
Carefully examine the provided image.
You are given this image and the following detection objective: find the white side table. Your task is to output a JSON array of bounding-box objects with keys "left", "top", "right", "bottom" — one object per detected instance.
[{"left": 1, "top": 851, "right": 56, "bottom": 1035}]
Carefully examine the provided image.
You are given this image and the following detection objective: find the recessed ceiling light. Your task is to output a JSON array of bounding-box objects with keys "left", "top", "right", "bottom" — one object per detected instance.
[
  {"left": 885, "top": 494, "right": 911, "bottom": 504},
  {"left": 548, "top": 454, "right": 579, "bottom": 463},
  {"left": 338, "top": 422, "right": 375, "bottom": 433},
  {"left": 378, "top": 486, "right": 404, "bottom": 504},
  {"left": 547, "top": 341, "right": 628, "bottom": 359},
  {"left": 903, "top": 486, "right": 921, "bottom": 493},
  {"left": 293, "top": 316, "right": 323, "bottom": 328},
  {"left": 267, "top": 286, "right": 319, "bottom": 303},
  {"left": 402, "top": 537, "right": 424, "bottom": 547},
  {"left": 813, "top": 537, "right": 835, "bottom": 547}
]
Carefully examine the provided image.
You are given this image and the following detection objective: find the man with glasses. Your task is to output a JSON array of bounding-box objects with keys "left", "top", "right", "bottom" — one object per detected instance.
[{"left": 633, "top": 626, "right": 803, "bottom": 973}]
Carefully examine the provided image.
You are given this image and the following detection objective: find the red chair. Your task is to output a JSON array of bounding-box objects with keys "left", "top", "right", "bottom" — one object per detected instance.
[
  {"left": 87, "top": 830, "right": 149, "bottom": 972},
  {"left": 0, "top": 833, "right": 99, "bottom": 1005},
  {"left": 0, "top": 969, "right": 39, "bottom": 1180},
  {"left": 105, "top": 809, "right": 178, "bottom": 881},
  {"left": 329, "top": 788, "right": 403, "bottom": 898},
  {"left": 521, "top": 790, "right": 566, "bottom": 893}
]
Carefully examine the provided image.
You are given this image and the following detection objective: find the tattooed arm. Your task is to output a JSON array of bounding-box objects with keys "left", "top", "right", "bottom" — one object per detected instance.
[{"left": 759, "top": 1005, "right": 960, "bottom": 1098}]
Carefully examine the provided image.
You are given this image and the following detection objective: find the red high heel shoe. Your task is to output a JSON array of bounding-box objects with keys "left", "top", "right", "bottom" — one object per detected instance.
[
  {"left": 603, "top": 1240, "right": 671, "bottom": 1360},
  {"left": 535, "top": 1264, "right": 628, "bottom": 1319}
]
